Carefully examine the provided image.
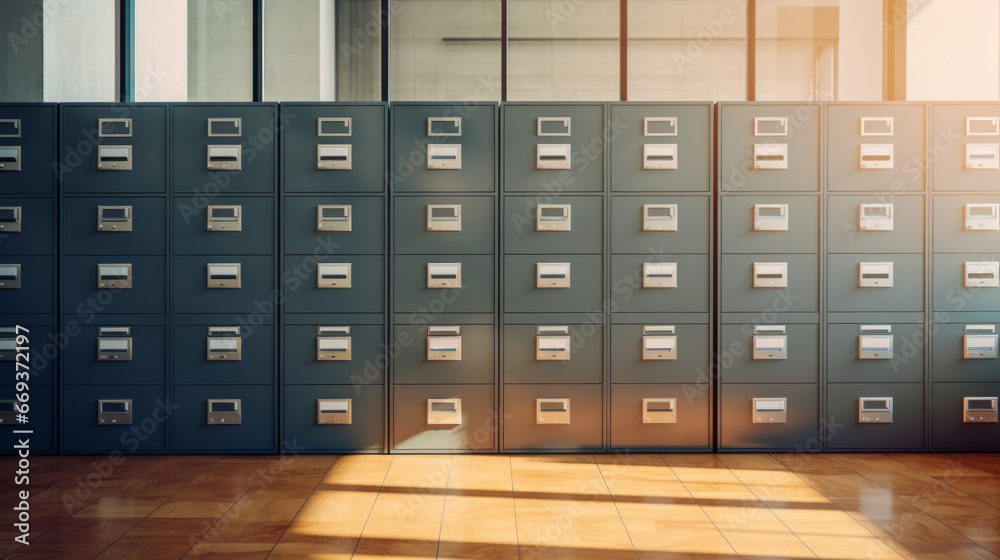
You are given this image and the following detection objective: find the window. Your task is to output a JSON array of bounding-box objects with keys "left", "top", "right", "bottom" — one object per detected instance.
[
  {"left": 628, "top": 0, "right": 745, "bottom": 101},
  {"left": 390, "top": 0, "right": 501, "bottom": 101},
  {"left": 907, "top": 0, "right": 999, "bottom": 100},
  {"left": 508, "top": 0, "right": 619, "bottom": 101}
]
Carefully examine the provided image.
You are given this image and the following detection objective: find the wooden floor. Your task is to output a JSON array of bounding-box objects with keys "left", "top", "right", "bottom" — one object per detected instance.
[{"left": 1, "top": 453, "right": 999, "bottom": 560}]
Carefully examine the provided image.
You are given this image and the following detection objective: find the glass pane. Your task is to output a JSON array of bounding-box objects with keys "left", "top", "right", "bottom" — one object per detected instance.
[
  {"left": 907, "top": 0, "right": 998, "bottom": 100},
  {"left": 0, "top": 0, "right": 116, "bottom": 102},
  {"left": 755, "top": 0, "right": 880, "bottom": 101},
  {"left": 628, "top": 0, "right": 745, "bottom": 101},
  {"left": 134, "top": 0, "right": 252, "bottom": 102},
  {"left": 508, "top": 0, "right": 619, "bottom": 101},
  {"left": 390, "top": 0, "right": 501, "bottom": 101},
  {"left": 265, "top": 0, "right": 380, "bottom": 101}
]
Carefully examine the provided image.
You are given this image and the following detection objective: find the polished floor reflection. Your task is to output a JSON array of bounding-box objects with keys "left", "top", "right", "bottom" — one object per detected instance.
[{"left": 1, "top": 452, "right": 999, "bottom": 559}]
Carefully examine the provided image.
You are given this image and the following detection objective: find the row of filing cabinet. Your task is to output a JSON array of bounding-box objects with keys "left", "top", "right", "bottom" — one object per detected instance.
[{"left": 3, "top": 101, "right": 1000, "bottom": 454}]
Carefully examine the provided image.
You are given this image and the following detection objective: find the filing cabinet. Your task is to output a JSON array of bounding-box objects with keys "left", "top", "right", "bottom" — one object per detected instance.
[
  {"left": 503, "top": 254, "right": 601, "bottom": 313},
  {"left": 61, "top": 104, "right": 168, "bottom": 194},
  {"left": 718, "top": 253, "right": 819, "bottom": 313},
  {"left": 62, "top": 198, "right": 166, "bottom": 255},
  {"left": 283, "top": 322, "right": 385, "bottom": 385},
  {"left": 63, "top": 256, "right": 166, "bottom": 314},
  {"left": 0, "top": 104, "right": 56, "bottom": 194},
  {"left": 931, "top": 383, "right": 1000, "bottom": 449},
  {"left": 932, "top": 322, "right": 1000, "bottom": 382},
  {"left": 285, "top": 196, "right": 384, "bottom": 255},
  {"left": 281, "top": 255, "right": 383, "bottom": 311},
  {"left": 393, "top": 323, "right": 494, "bottom": 385},
  {"left": 172, "top": 384, "right": 276, "bottom": 452},
  {"left": 720, "top": 196, "right": 820, "bottom": 253},
  {"left": 503, "top": 196, "right": 603, "bottom": 254},
  {"left": 173, "top": 197, "right": 276, "bottom": 255},
  {"left": 609, "top": 103, "right": 712, "bottom": 192},
  {"left": 394, "top": 196, "right": 494, "bottom": 254},
  {"left": 610, "top": 384, "right": 711, "bottom": 450},
  {"left": 2, "top": 198, "right": 55, "bottom": 255},
  {"left": 393, "top": 255, "right": 492, "bottom": 314},
  {"left": 392, "top": 103, "right": 497, "bottom": 193},
  {"left": 827, "top": 103, "right": 926, "bottom": 192},
  {"left": 932, "top": 104, "right": 1000, "bottom": 190},
  {"left": 502, "top": 384, "right": 602, "bottom": 451},
  {"left": 0, "top": 256, "right": 54, "bottom": 314},
  {"left": 610, "top": 195, "right": 710, "bottom": 254},
  {"left": 392, "top": 384, "right": 495, "bottom": 451},
  {"left": 61, "top": 322, "right": 166, "bottom": 386},
  {"left": 826, "top": 383, "right": 924, "bottom": 449},
  {"left": 932, "top": 195, "right": 1000, "bottom": 253},
  {"left": 717, "top": 103, "right": 821, "bottom": 192},
  {"left": 503, "top": 103, "right": 605, "bottom": 193},
  {"left": 932, "top": 253, "right": 1000, "bottom": 311},
  {"left": 609, "top": 323, "right": 709, "bottom": 384},
  {"left": 172, "top": 104, "right": 278, "bottom": 194},
  {"left": 718, "top": 322, "right": 819, "bottom": 383},
  {"left": 173, "top": 325, "right": 275, "bottom": 385},
  {"left": 827, "top": 254, "right": 924, "bottom": 312},
  {"left": 0, "top": 321, "right": 56, "bottom": 385},
  {"left": 61, "top": 386, "right": 168, "bottom": 452},
  {"left": 827, "top": 322, "right": 924, "bottom": 383},
  {"left": 609, "top": 254, "right": 710, "bottom": 313},
  {"left": 281, "top": 103, "right": 387, "bottom": 193},
  {"left": 503, "top": 324, "right": 603, "bottom": 384},
  {"left": 828, "top": 195, "right": 925, "bottom": 253},
  {"left": 283, "top": 384, "right": 385, "bottom": 452},
  {"left": 718, "top": 383, "right": 818, "bottom": 450},
  {"left": 172, "top": 255, "right": 274, "bottom": 314}
]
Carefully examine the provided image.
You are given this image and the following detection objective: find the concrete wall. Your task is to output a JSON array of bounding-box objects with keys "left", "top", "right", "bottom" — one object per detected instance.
[
  {"left": 43, "top": 0, "right": 116, "bottom": 102},
  {"left": 187, "top": 0, "right": 253, "bottom": 101},
  {"left": 908, "top": 0, "right": 999, "bottom": 101},
  {"left": 0, "top": 0, "right": 45, "bottom": 102}
]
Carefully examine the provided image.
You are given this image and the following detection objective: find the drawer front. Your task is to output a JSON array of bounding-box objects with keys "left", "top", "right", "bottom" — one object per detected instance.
[
  {"left": 173, "top": 255, "right": 274, "bottom": 314},
  {"left": 933, "top": 253, "right": 1000, "bottom": 312},
  {"left": 719, "top": 195, "right": 819, "bottom": 253},
  {"left": 609, "top": 254, "right": 710, "bottom": 313},
  {"left": 283, "top": 255, "right": 385, "bottom": 314},
  {"left": 718, "top": 383, "right": 819, "bottom": 450},
  {"left": 392, "top": 103, "right": 496, "bottom": 193},
  {"left": 932, "top": 105, "right": 1000, "bottom": 191},
  {"left": 933, "top": 195, "right": 1000, "bottom": 253},
  {"left": 827, "top": 104, "right": 925, "bottom": 192},
  {"left": 610, "top": 323, "right": 709, "bottom": 384},
  {"left": 173, "top": 325, "right": 275, "bottom": 385},
  {"left": 503, "top": 254, "right": 601, "bottom": 313},
  {"left": 718, "top": 104, "right": 821, "bottom": 192},
  {"left": 826, "top": 383, "right": 925, "bottom": 449},
  {"left": 283, "top": 323, "right": 385, "bottom": 385},
  {"left": 61, "top": 105, "right": 167, "bottom": 194},
  {"left": 393, "top": 324, "right": 494, "bottom": 384},
  {"left": 931, "top": 382, "right": 1000, "bottom": 450},
  {"left": 827, "top": 254, "right": 924, "bottom": 312},
  {"left": 718, "top": 323, "right": 819, "bottom": 383},
  {"left": 281, "top": 103, "right": 386, "bottom": 193},
  {"left": 395, "top": 195, "right": 494, "bottom": 255},
  {"left": 0, "top": 384, "right": 54, "bottom": 452},
  {"left": 283, "top": 384, "right": 385, "bottom": 452},
  {"left": 0, "top": 105, "right": 56, "bottom": 194},
  {"left": 719, "top": 253, "right": 819, "bottom": 313},
  {"left": 63, "top": 256, "right": 167, "bottom": 314},
  {"left": 932, "top": 323, "right": 1000, "bottom": 383},
  {"left": 502, "top": 384, "right": 603, "bottom": 451},
  {"left": 173, "top": 197, "right": 275, "bottom": 255},
  {"left": 609, "top": 383, "right": 711, "bottom": 450},
  {"left": 609, "top": 103, "right": 712, "bottom": 193},
  {"left": 504, "top": 196, "right": 602, "bottom": 254},
  {"left": 285, "top": 196, "right": 384, "bottom": 255},
  {"left": 827, "top": 323, "right": 924, "bottom": 383},
  {"left": 62, "top": 323, "right": 167, "bottom": 386},
  {"left": 828, "top": 195, "right": 924, "bottom": 253},
  {"left": 503, "top": 324, "right": 602, "bottom": 384},
  {"left": 2, "top": 198, "right": 55, "bottom": 255},
  {"left": 503, "top": 104, "right": 604, "bottom": 193},
  {"left": 61, "top": 385, "right": 168, "bottom": 452},
  {"left": 172, "top": 384, "right": 275, "bottom": 452},
  {"left": 0, "top": 256, "right": 54, "bottom": 313},
  {"left": 63, "top": 197, "right": 166, "bottom": 255},
  {"left": 392, "top": 384, "right": 495, "bottom": 451},
  {"left": 610, "top": 195, "right": 710, "bottom": 254},
  {"left": 394, "top": 255, "right": 493, "bottom": 314}
]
